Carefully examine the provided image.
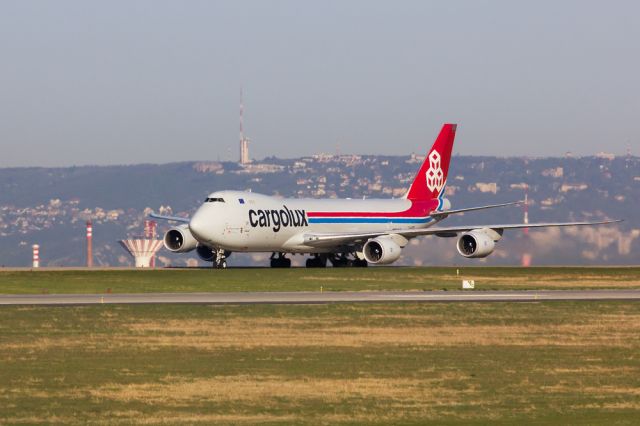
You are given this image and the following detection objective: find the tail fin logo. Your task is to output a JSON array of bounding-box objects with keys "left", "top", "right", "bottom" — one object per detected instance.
[
  {"left": 405, "top": 123, "right": 456, "bottom": 201},
  {"left": 426, "top": 150, "right": 444, "bottom": 193}
]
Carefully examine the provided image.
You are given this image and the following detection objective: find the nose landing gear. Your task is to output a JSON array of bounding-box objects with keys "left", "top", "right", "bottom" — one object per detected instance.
[{"left": 214, "top": 249, "right": 228, "bottom": 269}]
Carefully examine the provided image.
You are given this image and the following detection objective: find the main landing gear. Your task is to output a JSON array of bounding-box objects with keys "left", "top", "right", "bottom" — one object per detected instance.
[
  {"left": 267, "top": 253, "right": 368, "bottom": 268},
  {"left": 304, "top": 254, "right": 367, "bottom": 268},
  {"left": 328, "top": 254, "right": 368, "bottom": 268},
  {"left": 352, "top": 258, "right": 368, "bottom": 268},
  {"left": 270, "top": 252, "right": 291, "bottom": 268},
  {"left": 305, "top": 254, "right": 327, "bottom": 268}
]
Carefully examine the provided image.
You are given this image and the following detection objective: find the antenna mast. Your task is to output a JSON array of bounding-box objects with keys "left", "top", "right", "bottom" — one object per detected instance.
[{"left": 239, "top": 88, "right": 250, "bottom": 164}]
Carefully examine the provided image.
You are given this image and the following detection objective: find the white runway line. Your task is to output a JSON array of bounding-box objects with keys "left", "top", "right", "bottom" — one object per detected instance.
[{"left": 387, "top": 294, "right": 528, "bottom": 298}]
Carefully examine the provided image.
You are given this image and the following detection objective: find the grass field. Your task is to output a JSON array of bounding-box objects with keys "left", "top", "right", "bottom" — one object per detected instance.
[
  {"left": 1, "top": 266, "right": 640, "bottom": 294},
  {"left": 1, "top": 301, "right": 640, "bottom": 424}
]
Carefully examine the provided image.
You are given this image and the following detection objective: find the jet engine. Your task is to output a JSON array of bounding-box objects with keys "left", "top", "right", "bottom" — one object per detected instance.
[
  {"left": 456, "top": 230, "right": 497, "bottom": 258},
  {"left": 363, "top": 236, "right": 402, "bottom": 265},
  {"left": 163, "top": 224, "right": 198, "bottom": 253},
  {"left": 196, "top": 244, "right": 215, "bottom": 262}
]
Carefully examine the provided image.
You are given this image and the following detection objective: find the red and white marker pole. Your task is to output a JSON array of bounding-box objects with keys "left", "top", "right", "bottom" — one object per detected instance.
[
  {"left": 32, "top": 244, "right": 40, "bottom": 268},
  {"left": 86, "top": 221, "right": 93, "bottom": 268}
]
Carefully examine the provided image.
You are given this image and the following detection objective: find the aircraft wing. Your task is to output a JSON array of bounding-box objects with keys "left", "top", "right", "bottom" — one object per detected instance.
[
  {"left": 149, "top": 212, "right": 190, "bottom": 223},
  {"left": 430, "top": 200, "right": 523, "bottom": 219},
  {"left": 301, "top": 219, "right": 621, "bottom": 248}
]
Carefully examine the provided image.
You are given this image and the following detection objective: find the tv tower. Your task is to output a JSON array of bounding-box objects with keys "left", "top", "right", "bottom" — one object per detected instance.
[{"left": 239, "top": 89, "right": 250, "bottom": 165}]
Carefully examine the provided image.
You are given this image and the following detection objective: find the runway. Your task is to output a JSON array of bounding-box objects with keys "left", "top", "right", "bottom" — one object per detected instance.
[{"left": 1, "top": 289, "right": 640, "bottom": 306}]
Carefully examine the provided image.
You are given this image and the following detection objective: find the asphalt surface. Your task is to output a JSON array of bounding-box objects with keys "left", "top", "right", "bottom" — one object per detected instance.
[{"left": 1, "top": 290, "right": 639, "bottom": 306}]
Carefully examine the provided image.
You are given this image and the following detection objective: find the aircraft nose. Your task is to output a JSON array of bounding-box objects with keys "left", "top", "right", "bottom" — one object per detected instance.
[{"left": 189, "top": 209, "right": 209, "bottom": 241}]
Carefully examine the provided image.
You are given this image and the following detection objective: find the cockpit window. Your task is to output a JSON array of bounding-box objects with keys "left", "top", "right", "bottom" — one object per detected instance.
[{"left": 204, "top": 197, "right": 225, "bottom": 203}]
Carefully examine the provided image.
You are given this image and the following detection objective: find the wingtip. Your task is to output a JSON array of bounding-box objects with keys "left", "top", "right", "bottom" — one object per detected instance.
[{"left": 597, "top": 219, "right": 623, "bottom": 225}]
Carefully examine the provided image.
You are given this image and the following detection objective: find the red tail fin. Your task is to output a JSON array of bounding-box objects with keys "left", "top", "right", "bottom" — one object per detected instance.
[{"left": 405, "top": 123, "right": 457, "bottom": 201}]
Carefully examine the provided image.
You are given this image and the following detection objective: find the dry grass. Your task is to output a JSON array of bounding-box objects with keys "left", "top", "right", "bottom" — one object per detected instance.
[
  {"left": 112, "top": 313, "right": 640, "bottom": 349},
  {"left": 4, "top": 313, "right": 640, "bottom": 354},
  {"left": 2, "top": 303, "right": 640, "bottom": 424},
  {"left": 89, "top": 374, "right": 473, "bottom": 404}
]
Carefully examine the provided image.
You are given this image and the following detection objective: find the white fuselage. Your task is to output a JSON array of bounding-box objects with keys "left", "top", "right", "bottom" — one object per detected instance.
[{"left": 188, "top": 190, "right": 448, "bottom": 253}]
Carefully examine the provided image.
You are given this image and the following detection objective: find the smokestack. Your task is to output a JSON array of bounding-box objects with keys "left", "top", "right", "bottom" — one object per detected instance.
[
  {"left": 86, "top": 220, "right": 93, "bottom": 268},
  {"left": 523, "top": 189, "right": 529, "bottom": 236},
  {"left": 32, "top": 244, "right": 40, "bottom": 268}
]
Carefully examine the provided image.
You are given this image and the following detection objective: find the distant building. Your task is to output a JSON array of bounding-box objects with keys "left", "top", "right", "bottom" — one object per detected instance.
[
  {"left": 193, "top": 162, "right": 224, "bottom": 174},
  {"left": 542, "top": 167, "right": 563, "bottom": 178},
  {"left": 596, "top": 152, "right": 615, "bottom": 160},
  {"left": 234, "top": 163, "right": 284, "bottom": 174},
  {"left": 445, "top": 186, "right": 459, "bottom": 196},
  {"left": 472, "top": 182, "right": 498, "bottom": 194},
  {"left": 560, "top": 183, "right": 588, "bottom": 193}
]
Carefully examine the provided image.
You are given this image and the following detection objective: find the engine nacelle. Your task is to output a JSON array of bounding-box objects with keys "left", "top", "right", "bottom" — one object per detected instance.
[
  {"left": 163, "top": 224, "right": 198, "bottom": 253},
  {"left": 363, "top": 236, "right": 403, "bottom": 265},
  {"left": 456, "top": 230, "right": 497, "bottom": 258}
]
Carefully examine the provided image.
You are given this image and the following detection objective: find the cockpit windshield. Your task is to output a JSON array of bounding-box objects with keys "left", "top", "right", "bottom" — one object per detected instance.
[{"left": 204, "top": 197, "right": 225, "bottom": 203}]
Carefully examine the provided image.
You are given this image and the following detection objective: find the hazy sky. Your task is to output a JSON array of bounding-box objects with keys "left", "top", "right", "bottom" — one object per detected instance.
[{"left": 0, "top": 1, "right": 638, "bottom": 167}]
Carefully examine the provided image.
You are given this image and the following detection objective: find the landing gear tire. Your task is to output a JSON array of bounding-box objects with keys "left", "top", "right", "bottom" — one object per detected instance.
[
  {"left": 306, "top": 255, "right": 327, "bottom": 268},
  {"left": 270, "top": 253, "right": 291, "bottom": 268},
  {"left": 329, "top": 254, "right": 353, "bottom": 267},
  {"left": 270, "top": 258, "right": 291, "bottom": 268},
  {"left": 353, "top": 259, "right": 368, "bottom": 267},
  {"left": 215, "top": 259, "right": 227, "bottom": 269}
]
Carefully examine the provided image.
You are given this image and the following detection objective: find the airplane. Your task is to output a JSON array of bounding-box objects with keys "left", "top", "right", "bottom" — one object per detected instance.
[{"left": 152, "top": 123, "right": 619, "bottom": 268}]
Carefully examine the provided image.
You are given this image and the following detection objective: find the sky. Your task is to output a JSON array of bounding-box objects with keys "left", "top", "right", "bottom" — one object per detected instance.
[{"left": 0, "top": 0, "right": 638, "bottom": 167}]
